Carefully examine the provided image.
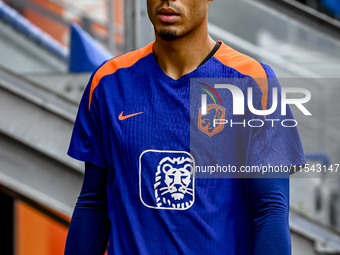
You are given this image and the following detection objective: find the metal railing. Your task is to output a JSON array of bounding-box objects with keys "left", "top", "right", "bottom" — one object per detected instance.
[
  {"left": 0, "top": 1, "right": 68, "bottom": 60},
  {"left": 3, "top": 0, "right": 124, "bottom": 55}
]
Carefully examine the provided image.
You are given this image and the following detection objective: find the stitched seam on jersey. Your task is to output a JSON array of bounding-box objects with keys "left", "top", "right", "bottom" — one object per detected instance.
[
  {"left": 256, "top": 62, "right": 272, "bottom": 110},
  {"left": 88, "top": 57, "right": 152, "bottom": 113},
  {"left": 213, "top": 44, "right": 269, "bottom": 110},
  {"left": 211, "top": 56, "right": 266, "bottom": 87},
  {"left": 213, "top": 43, "right": 268, "bottom": 80},
  {"left": 88, "top": 45, "right": 154, "bottom": 110},
  {"left": 68, "top": 148, "right": 107, "bottom": 168},
  {"left": 87, "top": 222, "right": 109, "bottom": 255},
  {"left": 251, "top": 60, "right": 269, "bottom": 111},
  {"left": 89, "top": 52, "right": 153, "bottom": 111},
  {"left": 211, "top": 57, "right": 263, "bottom": 100}
]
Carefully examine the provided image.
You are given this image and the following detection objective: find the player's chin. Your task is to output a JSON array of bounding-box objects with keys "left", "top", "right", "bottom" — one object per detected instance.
[{"left": 159, "top": 29, "right": 179, "bottom": 41}]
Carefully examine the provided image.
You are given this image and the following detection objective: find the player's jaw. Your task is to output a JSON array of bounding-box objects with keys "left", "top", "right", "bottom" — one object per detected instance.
[
  {"left": 148, "top": 1, "right": 184, "bottom": 41},
  {"left": 156, "top": 4, "right": 183, "bottom": 41},
  {"left": 147, "top": 0, "right": 211, "bottom": 42}
]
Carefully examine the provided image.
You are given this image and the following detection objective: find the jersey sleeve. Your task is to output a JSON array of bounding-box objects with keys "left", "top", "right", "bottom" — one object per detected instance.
[
  {"left": 64, "top": 162, "right": 110, "bottom": 254},
  {"left": 68, "top": 74, "right": 107, "bottom": 168},
  {"left": 247, "top": 171, "right": 291, "bottom": 254},
  {"left": 246, "top": 65, "right": 306, "bottom": 173}
]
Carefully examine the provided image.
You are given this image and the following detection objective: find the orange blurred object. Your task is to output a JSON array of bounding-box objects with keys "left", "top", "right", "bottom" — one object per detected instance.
[
  {"left": 22, "top": 8, "right": 68, "bottom": 46},
  {"left": 14, "top": 201, "right": 68, "bottom": 255}
]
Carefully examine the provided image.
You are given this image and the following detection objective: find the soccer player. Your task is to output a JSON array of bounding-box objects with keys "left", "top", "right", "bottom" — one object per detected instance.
[{"left": 64, "top": 0, "right": 306, "bottom": 254}]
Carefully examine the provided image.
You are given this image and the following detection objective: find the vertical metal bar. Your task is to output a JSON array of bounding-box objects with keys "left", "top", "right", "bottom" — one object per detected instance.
[
  {"left": 108, "top": 0, "right": 116, "bottom": 54},
  {"left": 135, "top": 0, "right": 141, "bottom": 49},
  {"left": 124, "top": 0, "right": 136, "bottom": 52}
]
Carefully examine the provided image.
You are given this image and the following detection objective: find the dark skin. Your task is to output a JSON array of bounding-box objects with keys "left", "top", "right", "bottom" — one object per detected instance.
[{"left": 147, "top": 0, "right": 215, "bottom": 80}]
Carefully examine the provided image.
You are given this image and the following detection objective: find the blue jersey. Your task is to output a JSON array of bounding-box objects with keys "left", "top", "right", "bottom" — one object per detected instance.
[{"left": 67, "top": 41, "right": 306, "bottom": 254}]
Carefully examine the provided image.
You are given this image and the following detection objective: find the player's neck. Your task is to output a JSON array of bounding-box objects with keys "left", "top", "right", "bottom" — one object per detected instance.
[{"left": 153, "top": 26, "right": 215, "bottom": 80}]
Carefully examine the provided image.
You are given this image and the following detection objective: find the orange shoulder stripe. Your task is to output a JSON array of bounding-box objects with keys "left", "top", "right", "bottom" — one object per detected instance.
[
  {"left": 214, "top": 41, "right": 268, "bottom": 111},
  {"left": 88, "top": 42, "right": 154, "bottom": 110}
]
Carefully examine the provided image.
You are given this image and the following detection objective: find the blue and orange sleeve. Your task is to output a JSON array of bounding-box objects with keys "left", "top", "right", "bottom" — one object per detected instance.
[
  {"left": 214, "top": 41, "right": 268, "bottom": 111},
  {"left": 245, "top": 64, "right": 306, "bottom": 170},
  {"left": 68, "top": 42, "right": 154, "bottom": 167},
  {"left": 67, "top": 71, "right": 108, "bottom": 168}
]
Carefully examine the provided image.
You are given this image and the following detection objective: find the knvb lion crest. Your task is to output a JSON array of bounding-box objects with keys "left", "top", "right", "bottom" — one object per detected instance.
[
  {"left": 139, "top": 150, "right": 195, "bottom": 210},
  {"left": 154, "top": 156, "right": 194, "bottom": 209},
  {"left": 198, "top": 104, "right": 226, "bottom": 137},
  {"left": 197, "top": 82, "right": 226, "bottom": 137}
]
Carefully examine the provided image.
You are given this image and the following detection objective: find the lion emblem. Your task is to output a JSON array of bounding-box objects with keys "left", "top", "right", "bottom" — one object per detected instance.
[
  {"left": 201, "top": 108, "right": 223, "bottom": 133},
  {"left": 154, "top": 156, "right": 194, "bottom": 209},
  {"left": 198, "top": 104, "right": 226, "bottom": 137}
]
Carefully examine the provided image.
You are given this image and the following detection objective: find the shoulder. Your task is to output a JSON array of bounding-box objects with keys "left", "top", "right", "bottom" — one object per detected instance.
[
  {"left": 214, "top": 41, "right": 268, "bottom": 79},
  {"left": 214, "top": 41, "right": 272, "bottom": 110},
  {"left": 88, "top": 42, "right": 154, "bottom": 110}
]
